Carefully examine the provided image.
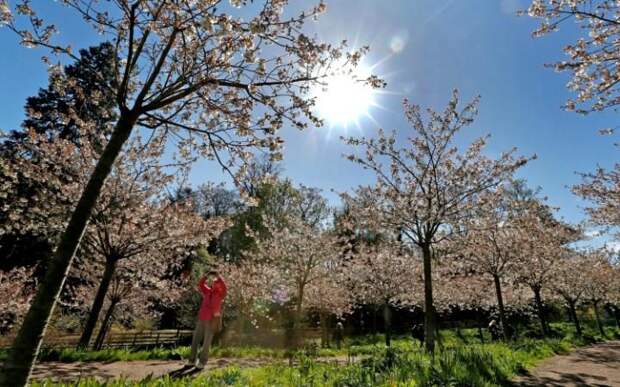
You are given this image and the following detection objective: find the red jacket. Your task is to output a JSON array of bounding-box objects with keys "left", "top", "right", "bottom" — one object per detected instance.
[{"left": 197, "top": 276, "right": 227, "bottom": 321}]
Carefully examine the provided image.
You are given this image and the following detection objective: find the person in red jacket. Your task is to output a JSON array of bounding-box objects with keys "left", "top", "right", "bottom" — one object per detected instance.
[{"left": 187, "top": 270, "right": 227, "bottom": 369}]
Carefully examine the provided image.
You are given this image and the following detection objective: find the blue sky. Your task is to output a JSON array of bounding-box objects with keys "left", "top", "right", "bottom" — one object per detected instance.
[{"left": 0, "top": 0, "right": 617, "bottom": 233}]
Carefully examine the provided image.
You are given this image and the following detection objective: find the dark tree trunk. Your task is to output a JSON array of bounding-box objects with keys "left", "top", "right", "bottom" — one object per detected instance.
[
  {"left": 285, "top": 290, "right": 304, "bottom": 365},
  {"left": 568, "top": 301, "right": 582, "bottom": 336},
  {"left": 319, "top": 311, "right": 329, "bottom": 348},
  {"left": 383, "top": 303, "right": 392, "bottom": 347},
  {"left": 421, "top": 244, "right": 436, "bottom": 353},
  {"left": 78, "top": 259, "right": 117, "bottom": 349},
  {"left": 372, "top": 307, "right": 377, "bottom": 335},
  {"left": 93, "top": 300, "right": 118, "bottom": 351},
  {"left": 0, "top": 114, "right": 136, "bottom": 387},
  {"left": 493, "top": 273, "right": 508, "bottom": 339},
  {"left": 593, "top": 302, "right": 606, "bottom": 337},
  {"left": 477, "top": 312, "right": 485, "bottom": 344},
  {"left": 434, "top": 318, "right": 443, "bottom": 349},
  {"left": 533, "top": 287, "right": 548, "bottom": 337},
  {"left": 612, "top": 305, "right": 620, "bottom": 329}
]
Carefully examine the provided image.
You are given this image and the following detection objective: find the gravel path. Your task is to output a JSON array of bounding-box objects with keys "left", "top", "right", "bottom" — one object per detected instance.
[{"left": 513, "top": 340, "right": 620, "bottom": 387}]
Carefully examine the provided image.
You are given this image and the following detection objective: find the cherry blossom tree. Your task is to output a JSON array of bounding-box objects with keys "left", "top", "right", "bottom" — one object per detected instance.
[
  {"left": 432, "top": 271, "right": 493, "bottom": 343},
  {"left": 513, "top": 200, "right": 578, "bottom": 336},
  {"left": 0, "top": 1, "right": 380, "bottom": 383},
  {"left": 76, "top": 139, "right": 228, "bottom": 349},
  {"left": 1, "top": 125, "right": 225, "bottom": 349},
  {"left": 0, "top": 267, "right": 35, "bottom": 334},
  {"left": 250, "top": 213, "right": 340, "bottom": 350},
  {"left": 526, "top": 1, "right": 620, "bottom": 119},
  {"left": 78, "top": 197, "right": 226, "bottom": 349},
  {"left": 582, "top": 249, "right": 616, "bottom": 336},
  {"left": 550, "top": 249, "right": 590, "bottom": 336},
  {"left": 305, "top": 261, "right": 354, "bottom": 347},
  {"left": 573, "top": 163, "right": 620, "bottom": 234},
  {"left": 345, "top": 242, "right": 420, "bottom": 346},
  {"left": 91, "top": 242, "right": 198, "bottom": 350},
  {"left": 217, "top": 261, "right": 275, "bottom": 333},
  {"left": 342, "top": 90, "right": 529, "bottom": 352},
  {"left": 459, "top": 189, "right": 519, "bottom": 338}
]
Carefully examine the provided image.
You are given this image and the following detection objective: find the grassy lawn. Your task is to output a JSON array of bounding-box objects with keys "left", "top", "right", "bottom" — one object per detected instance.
[{"left": 18, "top": 322, "right": 620, "bottom": 386}]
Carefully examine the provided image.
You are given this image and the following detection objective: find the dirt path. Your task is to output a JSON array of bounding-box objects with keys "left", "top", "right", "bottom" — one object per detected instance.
[
  {"left": 513, "top": 341, "right": 620, "bottom": 387},
  {"left": 30, "top": 356, "right": 354, "bottom": 383}
]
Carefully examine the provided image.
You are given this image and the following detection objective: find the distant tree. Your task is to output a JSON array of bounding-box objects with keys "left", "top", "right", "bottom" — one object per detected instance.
[
  {"left": 460, "top": 187, "right": 523, "bottom": 339},
  {"left": 342, "top": 90, "right": 529, "bottom": 352},
  {"left": 194, "top": 183, "right": 243, "bottom": 219},
  {"left": 217, "top": 261, "right": 274, "bottom": 334},
  {"left": 551, "top": 250, "right": 590, "bottom": 336},
  {"left": 582, "top": 250, "right": 616, "bottom": 336},
  {"left": 1, "top": 1, "right": 379, "bottom": 382},
  {"left": 0, "top": 42, "right": 117, "bottom": 271},
  {"left": 221, "top": 178, "right": 330, "bottom": 261},
  {"left": 305, "top": 262, "right": 353, "bottom": 347},
  {"left": 513, "top": 200, "right": 577, "bottom": 336},
  {"left": 1, "top": 42, "right": 116, "bottom": 151},
  {"left": 346, "top": 242, "right": 419, "bottom": 347},
  {"left": 250, "top": 212, "right": 338, "bottom": 350}
]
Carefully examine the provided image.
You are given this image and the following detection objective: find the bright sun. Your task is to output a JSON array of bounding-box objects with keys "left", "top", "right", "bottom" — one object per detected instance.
[{"left": 313, "top": 65, "right": 377, "bottom": 128}]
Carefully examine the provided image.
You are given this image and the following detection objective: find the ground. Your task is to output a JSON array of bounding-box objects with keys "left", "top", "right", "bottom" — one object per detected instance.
[
  {"left": 30, "top": 356, "right": 353, "bottom": 383},
  {"left": 514, "top": 340, "right": 620, "bottom": 387}
]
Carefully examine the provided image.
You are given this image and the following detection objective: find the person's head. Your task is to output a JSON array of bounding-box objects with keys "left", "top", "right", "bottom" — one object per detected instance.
[{"left": 206, "top": 270, "right": 218, "bottom": 283}]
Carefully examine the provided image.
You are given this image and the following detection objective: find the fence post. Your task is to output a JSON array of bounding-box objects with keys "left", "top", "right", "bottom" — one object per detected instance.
[
  {"left": 155, "top": 331, "right": 160, "bottom": 347},
  {"left": 131, "top": 332, "right": 137, "bottom": 347}
]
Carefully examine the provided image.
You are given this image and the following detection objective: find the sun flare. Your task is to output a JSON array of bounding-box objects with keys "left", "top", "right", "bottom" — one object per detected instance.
[{"left": 313, "top": 64, "right": 377, "bottom": 128}]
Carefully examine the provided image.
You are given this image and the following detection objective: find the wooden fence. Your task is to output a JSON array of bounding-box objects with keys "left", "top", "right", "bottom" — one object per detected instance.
[
  {"left": 0, "top": 327, "right": 326, "bottom": 350},
  {"left": 0, "top": 329, "right": 193, "bottom": 350}
]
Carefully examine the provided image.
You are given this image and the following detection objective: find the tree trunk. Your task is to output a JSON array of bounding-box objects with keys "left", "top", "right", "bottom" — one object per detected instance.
[
  {"left": 78, "top": 259, "right": 117, "bottom": 349},
  {"left": 383, "top": 303, "right": 392, "bottom": 347},
  {"left": 421, "top": 244, "right": 436, "bottom": 353},
  {"left": 493, "top": 273, "right": 508, "bottom": 340},
  {"left": 319, "top": 311, "right": 329, "bottom": 348},
  {"left": 612, "top": 305, "right": 620, "bottom": 329},
  {"left": 435, "top": 318, "right": 443, "bottom": 349},
  {"left": 477, "top": 312, "right": 485, "bottom": 344},
  {"left": 593, "top": 302, "right": 605, "bottom": 337},
  {"left": 568, "top": 301, "right": 582, "bottom": 336},
  {"left": 94, "top": 300, "right": 118, "bottom": 351},
  {"left": 0, "top": 114, "right": 136, "bottom": 387},
  {"left": 372, "top": 307, "right": 377, "bottom": 335},
  {"left": 533, "top": 287, "right": 548, "bottom": 337}
]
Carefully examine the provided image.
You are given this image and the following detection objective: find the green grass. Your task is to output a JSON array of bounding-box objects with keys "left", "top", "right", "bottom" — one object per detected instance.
[
  {"left": 22, "top": 322, "right": 620, "bottom": 386},
  {"left": 0, "top": 345, "right": 341, "bottom": 363},
  {"left": 26, "top": 342, "right": 579, "bottom": 387}
]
